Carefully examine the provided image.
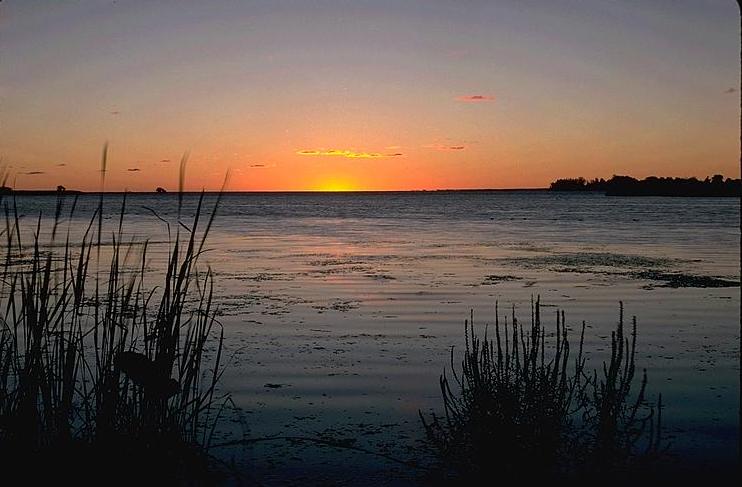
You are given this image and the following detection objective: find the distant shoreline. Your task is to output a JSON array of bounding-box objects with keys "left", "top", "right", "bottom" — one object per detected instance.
[
  {"left": 0, "top": 186, "right": 739, "bottom": 196},
  {"left": 1, "top": 188, "right": 552, "bottom": 196}
]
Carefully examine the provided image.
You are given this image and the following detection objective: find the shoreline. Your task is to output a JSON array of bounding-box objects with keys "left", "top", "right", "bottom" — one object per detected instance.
[{"left": 1, "top": 188, "right": 740, "bottom": 197}]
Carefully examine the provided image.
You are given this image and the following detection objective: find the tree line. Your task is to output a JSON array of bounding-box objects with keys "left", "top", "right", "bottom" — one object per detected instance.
[{"left": 549, "top": 174, "right": 741, "bottom": 196}]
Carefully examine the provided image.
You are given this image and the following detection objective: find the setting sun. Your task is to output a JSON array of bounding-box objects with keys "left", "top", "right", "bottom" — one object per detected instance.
[{"left": 315, "top": 178, "right": 358, "bottom": 192}]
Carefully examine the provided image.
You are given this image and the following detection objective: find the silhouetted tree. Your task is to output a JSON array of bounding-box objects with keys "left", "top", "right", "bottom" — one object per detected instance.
[
  {"left": 549, "top": 174, "right": 740, "bottom": 196},
  {"left": 549, "top": 177, "right": 587, "bottom": 191}
]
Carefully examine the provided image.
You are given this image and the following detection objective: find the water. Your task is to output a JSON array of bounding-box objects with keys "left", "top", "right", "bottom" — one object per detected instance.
[{"left": 5, "top": 191, "right": 740, "bottom": 483}]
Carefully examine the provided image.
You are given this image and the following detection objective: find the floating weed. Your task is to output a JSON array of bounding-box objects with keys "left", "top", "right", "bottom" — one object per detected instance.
[
  {"left": 501, "top": 252, "right": 677, "bottom": 270},
  {"left": 502, "top": 252, "right": 738, "bottom": 289}
]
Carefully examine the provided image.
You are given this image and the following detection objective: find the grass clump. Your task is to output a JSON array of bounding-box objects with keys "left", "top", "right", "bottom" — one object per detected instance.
[
  {"left": 0, "top": 156, "right": 230, "bottom": 483},
  {"left": 420, "top": 298, "right": 664, "bottom": 483}
]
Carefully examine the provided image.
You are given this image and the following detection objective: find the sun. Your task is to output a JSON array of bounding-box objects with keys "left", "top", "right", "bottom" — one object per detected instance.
[{"left": 315, "top": 178, "right": 358, "bottom": 192}]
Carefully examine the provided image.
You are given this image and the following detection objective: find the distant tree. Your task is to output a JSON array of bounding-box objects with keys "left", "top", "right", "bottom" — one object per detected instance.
[
  {"left": 56, "top": 185, "right": 66, "bottom": 192},
  {"left": 550, "top": 174, "right": 740, "bottom": 196},
  {"left": 549, "top": 177, "right": 587, "bottom": 191},
  {"left": 155, "top": 187, "right": 167, "bottom": 193},
  {"left": 585, "top": 178, "right": 607, "bottom": 191}
]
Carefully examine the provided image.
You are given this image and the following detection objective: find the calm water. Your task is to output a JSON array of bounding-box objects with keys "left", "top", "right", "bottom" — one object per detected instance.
[{"left": 7, "top": 191, "right": 740, "bottom": 484}]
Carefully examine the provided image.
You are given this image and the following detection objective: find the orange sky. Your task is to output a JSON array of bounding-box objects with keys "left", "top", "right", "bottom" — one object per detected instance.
[{"left": 1, "top": 1, "right": 739, "bottom": 192}]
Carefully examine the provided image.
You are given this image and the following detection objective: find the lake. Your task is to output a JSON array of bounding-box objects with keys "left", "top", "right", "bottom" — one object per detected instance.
[{"left": 6, "top": 191, "right": 740, "bottom": 484}]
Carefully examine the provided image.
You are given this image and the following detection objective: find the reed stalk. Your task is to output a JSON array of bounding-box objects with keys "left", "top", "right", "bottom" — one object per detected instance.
[{"left": 0, "top": 154, "right": 228, "bottom": 482}]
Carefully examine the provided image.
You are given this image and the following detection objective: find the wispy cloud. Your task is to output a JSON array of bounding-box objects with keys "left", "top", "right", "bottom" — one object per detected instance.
[
  {"left": 248, "top": 163, "right": 276, "bottom": 169},
  {"left": 56, "top": 163, "right": 67, "bottom": 167},
  {"left": 23, "top": 171, "right": 44, "bottom": 175},
  {"left": 424, "top": 143, "right": 466, "bottom": 152},
  {"left": 724, "top": 87, "right": 737, "bottom": 94},
  {"left": 455, "top": 94, "right": 495, "bottom": 103},
  {"left": 297, "top": 149, "right": 403, "bottom": 159},
  {"left": 160, "top": 159, "right": 171, "bottom": 163},
  {"left": 110, "top": 110, "right": 121, "bottom": 115},
  {"left": 127, "top": 168, "right": 141, "bottom": 172}
]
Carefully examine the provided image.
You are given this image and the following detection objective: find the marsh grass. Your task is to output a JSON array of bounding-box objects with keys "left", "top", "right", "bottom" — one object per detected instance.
[
  {"left": 0, "top": 153, "right": 230, "bottom": 482},
  {"left": 420, "top": 298, "right": 664, "bottom": 483}
]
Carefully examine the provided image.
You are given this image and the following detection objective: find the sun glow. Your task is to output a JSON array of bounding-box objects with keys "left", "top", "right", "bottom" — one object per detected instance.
[{"left": 315, "top": 178, "right": 358, "bottom": 192}]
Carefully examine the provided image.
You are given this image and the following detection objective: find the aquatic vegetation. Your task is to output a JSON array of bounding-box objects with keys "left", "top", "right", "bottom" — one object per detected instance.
[
  {"left": 0, "top": 157, "right": 230, "bottom": 481},
  {"left": 632, "top": 270, "right": 739, "bottom": 288},
  {"left": 501, "top": 252, "right": 739, "bottom": 289},
  {"left": 481, "top": 274, "right": 521, "bottom": 285},
  {"left": 420, "top": 300, "right": 664, "bottom": 482},
  {"left": 502, "top": 251, "right": 676, "bottom": 270}
]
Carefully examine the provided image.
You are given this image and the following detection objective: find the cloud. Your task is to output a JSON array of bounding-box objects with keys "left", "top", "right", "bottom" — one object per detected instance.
[
  {"left": 127, "top": 168, "right": 141, "bottom": 172},
  {"left": 455, "top": 95, "right": 495, "bottom": 103},
  {"left": 248, "top": 163, "right": 276, "bottom": 169},
  {"left": 56, "top": 163, "right": 66, "bottom": 167},
  {"left": 110, "top": 110, "right": 121, "bottom": 115},
  {"left": 424, "top": 144, "right": 466, "bottom": 152},
  {"left": 297, "top": 149, "right": 403, "bottom": 159},
  {"left": 724, "top": 87, "right": 737, "bottom": 94},
  {"left": 24, "top": 171, "right": 44, "bottom": 175},
  {"left": 160, "top": 159, "right": 171, "bottom": 163}
]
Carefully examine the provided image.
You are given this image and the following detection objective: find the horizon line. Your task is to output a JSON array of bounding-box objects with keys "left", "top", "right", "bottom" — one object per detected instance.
[{"left": 2, "top": 187, "right": 552, "bottom": 195}]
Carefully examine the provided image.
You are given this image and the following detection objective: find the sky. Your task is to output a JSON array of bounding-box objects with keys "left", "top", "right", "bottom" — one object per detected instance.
[{"left": 0, "top": 0, "right": 739, "bottom": 191}]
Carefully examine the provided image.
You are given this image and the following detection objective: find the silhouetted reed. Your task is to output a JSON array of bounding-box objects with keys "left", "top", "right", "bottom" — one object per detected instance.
[
  {"left": 420, "top": 298, "right": 663, "bottom": 483},
  {"left": 0, "top": 155, "right": 229, "bottom": 482}
]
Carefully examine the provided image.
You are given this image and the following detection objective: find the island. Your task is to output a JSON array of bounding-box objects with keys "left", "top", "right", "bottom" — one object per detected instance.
[{"left": 549, "top": 175, "right": 741, "bottom": 197}]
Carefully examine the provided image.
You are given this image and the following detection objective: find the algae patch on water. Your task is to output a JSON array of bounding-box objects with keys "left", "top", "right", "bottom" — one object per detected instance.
[
  {"left": 633, "top": 271, "right": 739, "bottom": 288},
  {"left": 501, "top": 252, "right": 739, "bottom": 289},
  {"left": 502, "top": 252, "right": 675, "bottom": 270},
  {"left": 481, "top": 274, "right": 522, "bottom": 285}
]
